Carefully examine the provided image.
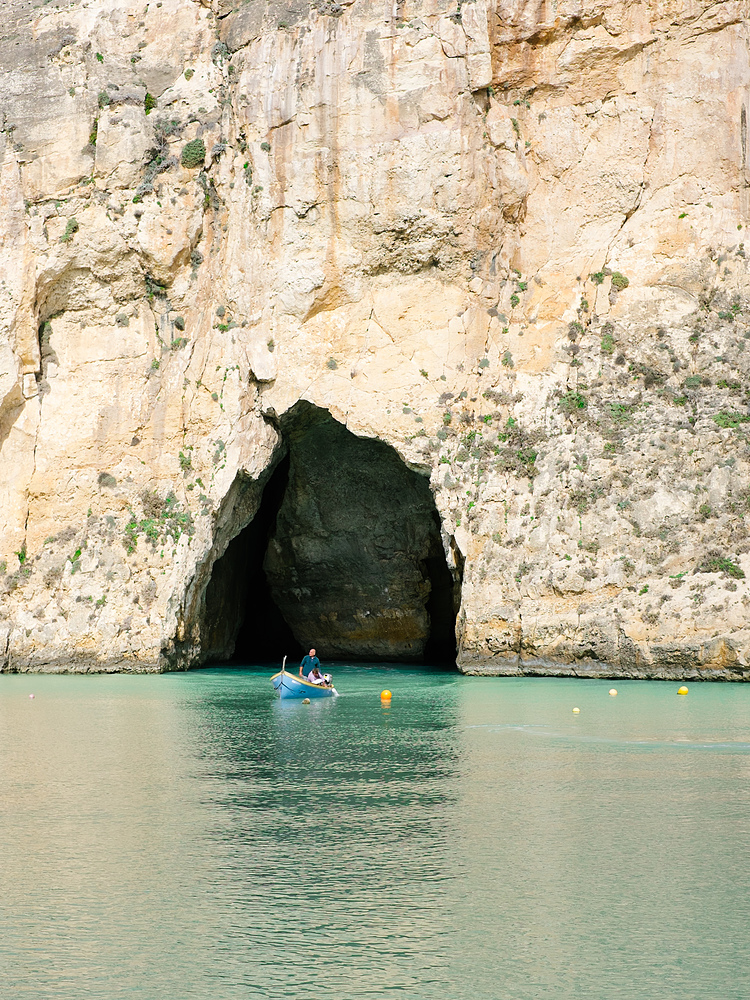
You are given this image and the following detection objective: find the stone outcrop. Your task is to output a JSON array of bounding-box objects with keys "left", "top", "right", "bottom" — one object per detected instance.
[{"left": 2, "top": 0, "right": 750, "bottom": 678}]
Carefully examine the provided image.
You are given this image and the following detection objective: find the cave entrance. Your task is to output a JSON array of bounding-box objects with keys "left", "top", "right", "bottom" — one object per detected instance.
[{"left": 202, "top": 403, "right": 461, "bottom": 666}]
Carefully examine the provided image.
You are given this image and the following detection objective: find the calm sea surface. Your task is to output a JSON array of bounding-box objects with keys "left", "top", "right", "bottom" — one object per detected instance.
[{"left": 1, "top": 667, "right": 749, "bottom": 999}]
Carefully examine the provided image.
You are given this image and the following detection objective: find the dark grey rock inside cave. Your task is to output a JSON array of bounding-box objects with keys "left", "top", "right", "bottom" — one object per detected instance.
[{"left": 201, "top": 404, "right": 460, "bottom": 665}]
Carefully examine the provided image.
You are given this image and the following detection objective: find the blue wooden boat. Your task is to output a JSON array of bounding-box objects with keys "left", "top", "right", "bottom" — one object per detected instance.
[{"left": 271, "top": 657, "right": 338, "bottom": 700}]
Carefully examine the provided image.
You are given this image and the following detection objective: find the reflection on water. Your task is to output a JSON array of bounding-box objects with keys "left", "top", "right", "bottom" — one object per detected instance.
[{"left": 1, "top": 668, "right": 749, "bottom": 999}]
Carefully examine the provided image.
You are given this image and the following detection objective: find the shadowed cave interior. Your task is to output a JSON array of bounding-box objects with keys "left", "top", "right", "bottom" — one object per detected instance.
[{"left": 201, "top": 403, "right": 461, "bottom": 666}]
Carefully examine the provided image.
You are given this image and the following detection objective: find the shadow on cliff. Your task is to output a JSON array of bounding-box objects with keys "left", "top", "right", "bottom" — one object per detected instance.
[{"left": 200, "top": 402, "right": 461, "bottom": 668}]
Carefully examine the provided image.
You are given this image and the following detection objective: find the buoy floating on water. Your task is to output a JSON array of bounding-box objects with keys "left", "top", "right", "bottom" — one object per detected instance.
[
  {"left": 302, "top": 698, "right": 311, "bottom": 705},
  {"left": 609, "top": 688, "right": 618, "bottom": 697},
  {"left": 29, "top": 694, "right": 35, "bottom": 700},
  {"left": 678, "top": 686, "right": 689, "bottom": 696},
  {"left": 572, "top": 707, "right": 580, "bottom": 714},
  {"left": 381, "top": 690, "right": 392, "bottom": 702}
]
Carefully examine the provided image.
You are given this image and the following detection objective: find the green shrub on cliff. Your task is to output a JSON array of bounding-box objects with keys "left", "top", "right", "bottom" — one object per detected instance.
[
  {"left": 559, "top": 390, "right": 587, "bottom": 413},
  {"left": 180, "top": 138, "right": 206, "bottom": 168},
  {"left": 610, "top": 271, "right": 629, "bottom": 292},
  {"left": 697, "top": 553, "right": 745, "bottom": 579},
  {"left": 712, "top": 411, "right": 750, "bottom": 429},
  {"left": 60, "top": 218, "right": 79, "bottom": 243},
  {"left": 122, "top": 492, "right": 194, "bottom": 554},
  {"left": 601, "top": 331, "right": 615, "bottom": 354}
]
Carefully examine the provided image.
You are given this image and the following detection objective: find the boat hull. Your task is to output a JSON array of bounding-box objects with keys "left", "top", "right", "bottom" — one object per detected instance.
[{"left": 271, "top": 671, "right": 337, "bottom": 699}]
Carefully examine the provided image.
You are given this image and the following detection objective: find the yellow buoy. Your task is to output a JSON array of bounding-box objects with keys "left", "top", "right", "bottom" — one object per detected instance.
[
  {"left": 609, "top": 688, "right": 618, "bottom": 697},
  {"left": 381, "top": 690, "right": 392, "bottom": 701},
  {"left": 572, "top": 707, "right": 580, "bottom": 714},
  {"left": 678, "top": 686, "right": 688, "bottom": 695}
]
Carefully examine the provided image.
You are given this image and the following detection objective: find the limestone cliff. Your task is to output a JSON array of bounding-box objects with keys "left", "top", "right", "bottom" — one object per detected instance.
[{"left": 2, "top": 0, "right": 750, "bottom": 678}]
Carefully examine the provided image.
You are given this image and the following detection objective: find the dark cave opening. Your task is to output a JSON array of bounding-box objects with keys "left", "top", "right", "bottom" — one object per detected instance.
[
  {"left": 202, "top": 455, "right": 303, "bottom": 665},
  {"left": 202, "top": 404, "right": 460, "bottom": 667}
]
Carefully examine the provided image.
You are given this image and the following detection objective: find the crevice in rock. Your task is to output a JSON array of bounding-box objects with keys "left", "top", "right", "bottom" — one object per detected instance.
[{"left": 198, "top": 402, "right": 460, "bottom": 666}]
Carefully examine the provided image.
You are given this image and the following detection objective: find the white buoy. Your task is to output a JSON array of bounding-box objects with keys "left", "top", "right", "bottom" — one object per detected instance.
[
  {"left": 609, "top": 688, "right": 618, "bottom": 697},
  {"left": 29, "top": 694, "right": 35, "bottom": 699},
  {"left": 572, "top": 707, "right": 580, "bottom": 714}
]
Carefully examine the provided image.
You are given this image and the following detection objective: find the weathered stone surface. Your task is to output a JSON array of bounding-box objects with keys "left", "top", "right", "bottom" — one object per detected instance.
[{"left": 1, "top": 0, "right": 750, "bottom": 676}]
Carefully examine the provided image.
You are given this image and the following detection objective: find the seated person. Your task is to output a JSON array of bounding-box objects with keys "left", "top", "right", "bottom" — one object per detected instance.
[{"left": 307, "top": 666, "right": 325, "bottom": 685}]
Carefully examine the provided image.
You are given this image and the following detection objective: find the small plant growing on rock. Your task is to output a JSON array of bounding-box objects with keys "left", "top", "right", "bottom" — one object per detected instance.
[
  {"left": 609, "top": 402, "right": 634, "bottom": 423},
  {"left": 144, "top": 92, "right": 156, "bottom": 114},
  {"left": 713, "top": 411, "right": 750, "bottom": 429},
  {"left": 559, "top": 390, "right": 587, "bottom": 413},
  {"left": 180, "top": 138, "right": 206, "bottom": 168},
  {"left": 60, "top": 218, "right": 79, "bottom": 243},
  {"left": 501, "top": 350, "right": 514, "bottom": 368},
  {"left": 697, "top": 553, "right": 745, "bottom": 579},
  {"left": 610, "top": 272, "right": 629, "bottom": 292},
  {"left": 326, "top": 358, "right": 338, "bottom": 370},
  {"left": 97, "top": 472, "right": 117, "bottom": 488},
  {"left": 601, "top": 331, "right": 615, "bottom": 354}
]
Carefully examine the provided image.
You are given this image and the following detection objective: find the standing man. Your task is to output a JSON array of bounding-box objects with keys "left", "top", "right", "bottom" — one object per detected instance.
[{"left": 300, "top": 648, "right": 320, "bottom": 678}]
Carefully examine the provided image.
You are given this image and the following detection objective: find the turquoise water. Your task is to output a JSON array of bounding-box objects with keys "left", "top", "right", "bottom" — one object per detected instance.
[{"left": 1, "top": 667, "right": 749, "bottom": 999}]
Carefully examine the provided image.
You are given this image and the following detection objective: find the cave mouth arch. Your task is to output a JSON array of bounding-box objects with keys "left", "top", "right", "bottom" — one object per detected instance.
[{"left": 201, "top": 402, "right": 461, "bottom": 667}]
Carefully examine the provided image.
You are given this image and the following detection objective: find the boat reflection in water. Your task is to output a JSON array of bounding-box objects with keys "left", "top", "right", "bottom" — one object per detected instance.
[{"left": 270, "top": 657, "right": 338, "bottom": 699}]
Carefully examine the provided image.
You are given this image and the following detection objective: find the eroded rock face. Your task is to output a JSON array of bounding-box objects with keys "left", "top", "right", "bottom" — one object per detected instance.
[{"left": 1, "top": 0, "right": 750, "bottom": 677}]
